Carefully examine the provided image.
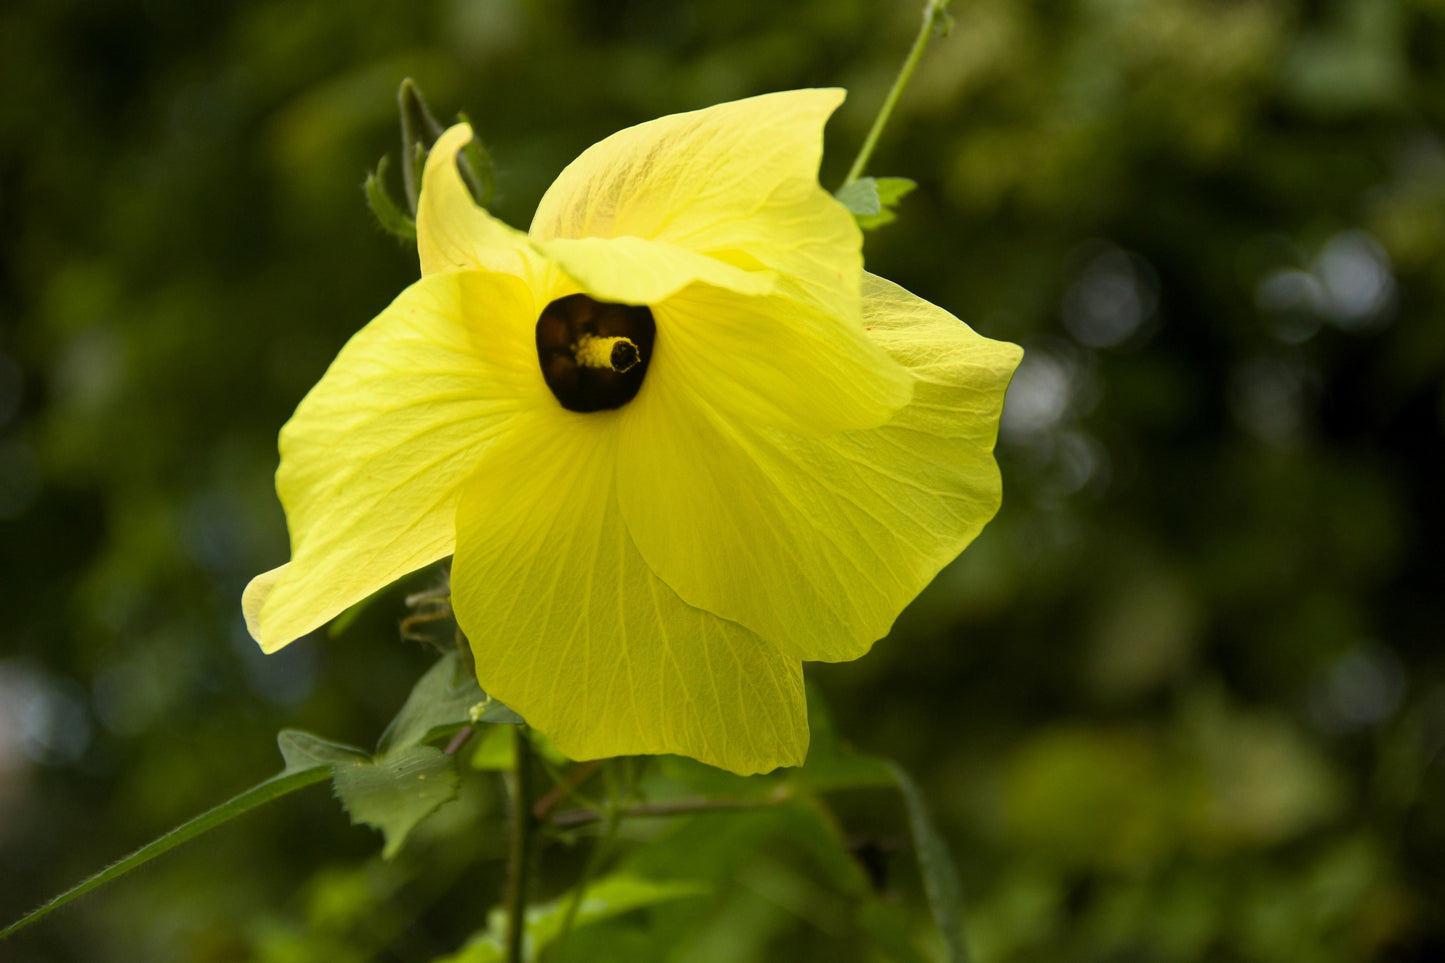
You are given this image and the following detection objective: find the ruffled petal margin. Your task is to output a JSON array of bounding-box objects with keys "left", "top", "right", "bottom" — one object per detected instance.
[
  {"left": 450, "top": 406, "right": 807, "bottom": 775},
  {"left": 245, "top": 271, "right": 547, "bottom": 652},
  {"left": 616, "top": 273, "right": 1024, "bottom": 662}
]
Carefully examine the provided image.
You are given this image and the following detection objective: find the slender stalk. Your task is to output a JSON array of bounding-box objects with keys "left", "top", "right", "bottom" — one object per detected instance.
[
  {"left": 842, "top": 0, "right": 955, "bottom": 187},
  {"left": 443, "top": 725, "right": 474, "bottom": 755},
  {"left": 504, "top": 727, "right": 537, "bottom": 963}
]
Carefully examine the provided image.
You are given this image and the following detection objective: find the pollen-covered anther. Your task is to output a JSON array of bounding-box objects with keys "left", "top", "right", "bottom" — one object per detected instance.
[{"left": 575, "top": 334, "right": 641, "bottom": 373}]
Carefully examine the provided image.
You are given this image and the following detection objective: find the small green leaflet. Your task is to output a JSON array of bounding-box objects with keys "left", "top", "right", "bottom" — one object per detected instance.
[{"left": 835, "top": 176, "right": 917, "bottom": 230}]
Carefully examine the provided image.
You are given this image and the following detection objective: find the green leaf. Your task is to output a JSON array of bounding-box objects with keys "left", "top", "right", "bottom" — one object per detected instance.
[
  {"left": 278, "top": 729, "right": 368, "bottom": 771},
  {"left": 885, "top": 760, "right": 971, "bottom": 963},
  {"left": 836, "top": 177, "right": 917, "bottom": 229},
  {"left": 859, "top": 177, "right": 917, "bottom": 230},
  {"left": 364, "top": 155, "right": 418, "bottom": 241},
  {"left": 378, "top": 650, "right": 522, "bottom": 757},
  {"left": 1, "top": 763, "right": 331, "bottom": 940},
  {"left": 331, "top": 745, "right": 460, "bottom": 859},
  {"left": 378, "top": 650, "right": 482, "bottom": 754},
  {"left": 835, "top": 177, "right": 883, "bottom": 217},
  {"left": 430, "top": 873, "right": 707, "bottom": 963}
]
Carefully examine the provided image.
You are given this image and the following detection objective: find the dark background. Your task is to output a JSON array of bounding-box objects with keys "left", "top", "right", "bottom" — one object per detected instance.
[{"left": 1, "top": 0, "right": 1443, "bottom": 960}]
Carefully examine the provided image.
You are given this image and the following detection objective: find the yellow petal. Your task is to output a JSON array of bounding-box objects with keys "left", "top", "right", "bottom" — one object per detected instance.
[
  {"left": 648, "top": 284, "right": 912, "bottom": 435},
  {"left": 247, "top": 271, "right": 547, "bottom": 652},
  {"left": 415, "top": 124, "right": 776, "bottom": 307},
  {"left": 617, "top": 273, "right": 1023, "bottom": 662},
  {"left": 530, "top": 89, "right": 863, "bottom": 325},
  {"left": 450, "top": 408, "right": 807, "bottom": 775},
  {"left": 533, "top": 235, "right": 775, "bottom": 304},
  {"left": 416, "top": 124, "right": 535, "bottom": 279}
]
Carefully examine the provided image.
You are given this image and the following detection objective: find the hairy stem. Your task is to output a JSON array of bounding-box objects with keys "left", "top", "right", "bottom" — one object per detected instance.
[{"left": 842, "top": 0, "right": 954, "bottom": 187}]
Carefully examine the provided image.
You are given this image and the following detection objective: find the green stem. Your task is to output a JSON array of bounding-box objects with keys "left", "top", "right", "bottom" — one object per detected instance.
[
  {"left": 1, "top": 766, "right": 331, "bottom": 941},
  {"left": 548, "top": 790, "right": 791, "bottom": 829},
  {"left": 505, "top": 727, "right": 537, "bottom": 963},
  {"left": 842, "top": 0, "right": 955, "bottom": 187}
]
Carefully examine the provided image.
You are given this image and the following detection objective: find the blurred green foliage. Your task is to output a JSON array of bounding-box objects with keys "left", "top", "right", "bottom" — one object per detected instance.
[{"left": 1, "top": 0, "right": 1443, "bottom": 960}]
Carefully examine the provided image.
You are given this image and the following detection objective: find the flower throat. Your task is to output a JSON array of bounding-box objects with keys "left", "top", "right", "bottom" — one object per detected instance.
[{"left": 536, "top": 294, "right": 656, "bottom": 412}]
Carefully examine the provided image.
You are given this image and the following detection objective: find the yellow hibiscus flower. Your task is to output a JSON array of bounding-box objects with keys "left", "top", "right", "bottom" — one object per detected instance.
[{"left": 243, "top": 89, "right": 1021, "bottom": 775}]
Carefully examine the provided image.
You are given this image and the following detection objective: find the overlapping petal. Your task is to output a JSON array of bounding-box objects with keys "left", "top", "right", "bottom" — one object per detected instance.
[
  {"left": 417, "top": 125, "right": 535, "bottom": 279},
  {"left": 530, "top": 89, "right": 864, "bottom": 326},
  {"left": 245, "top": 271, "right": 545, "bottom": 652},
  {"left": 616, "top": 274, "right": 1023, "bottom": 662},
  {"left": 450, "top": 408, "right": 807, "bottom": 775},
  {"left": 645, "top": 282, "right": 912, "bottom": 435},
  {"left": 418, "top": 126, "right": 779, "bottom": 308}
]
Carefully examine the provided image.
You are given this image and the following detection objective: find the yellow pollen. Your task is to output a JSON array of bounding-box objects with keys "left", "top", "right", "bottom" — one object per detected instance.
[{"left": 575, "top": 334, "right": 641, "bottom": 373}]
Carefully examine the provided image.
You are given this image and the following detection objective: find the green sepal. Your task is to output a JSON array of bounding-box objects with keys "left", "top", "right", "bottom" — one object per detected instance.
[
  {"left": 455, "top": 111, "right": 498, "bottom": 210},
  {"left": 399, "top": 77, "right": 445, "bottom": 213},
  {"left": 364, "top": 155, "right": 418, "bottom": 241}
]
